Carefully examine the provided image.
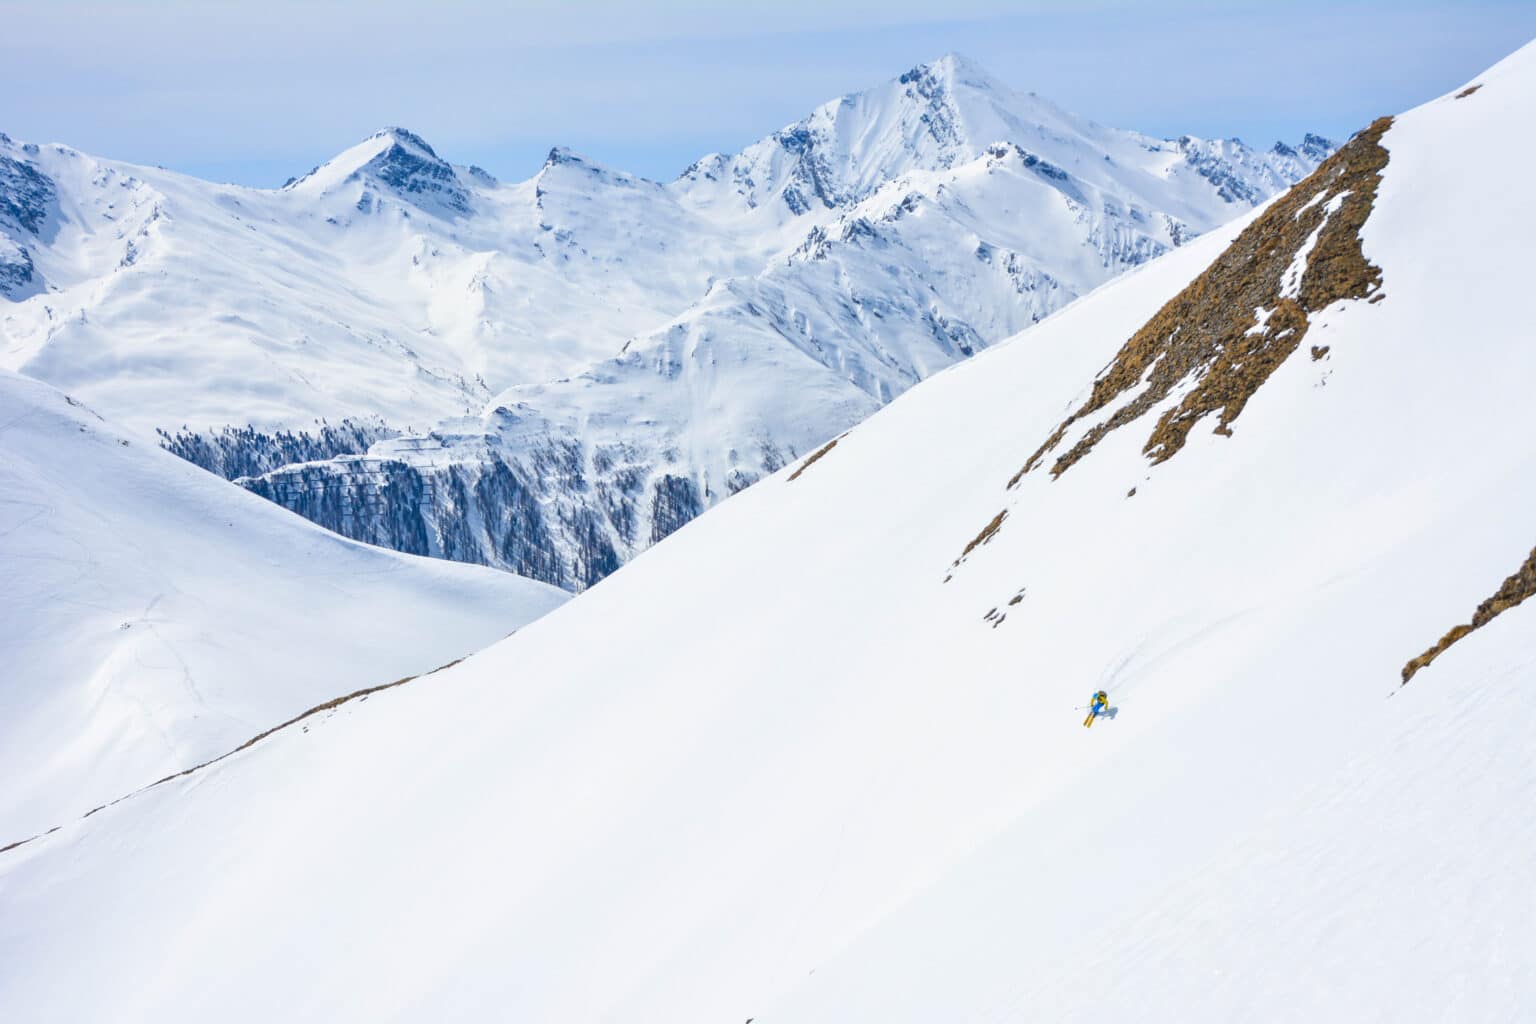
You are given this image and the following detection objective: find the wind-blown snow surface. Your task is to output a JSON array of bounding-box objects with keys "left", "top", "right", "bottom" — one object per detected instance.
[
  {"left": 4, "top": 47, "right": 1532, "bottom": 1021},
  {"left": 0, "top": 56, "right": 1330, "bottom": 589},
  {"left": 0, "top": 369, "right": 565, "bottom": 843}
]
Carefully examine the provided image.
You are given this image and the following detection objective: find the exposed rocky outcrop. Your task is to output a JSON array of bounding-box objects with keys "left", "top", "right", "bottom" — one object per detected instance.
[
  {"left": 365, "top": 128, "right": 470, "bottom": 215},
  {"left": 788, "top": 436, "right": 841, "bottom": 481},
  {"left": 0, "top": 145, "right": 56, "bottom": 236},
  {"left": 0, "top": 143, "right": 56, "bottom": 298},
  {"left": 0, "top": 237, "right": 36, "bottom": 297},
  {"left": 283, "top": 127, "right": 470, "bottom": 216},
  {"left": 949, "top": 118, "right": 1389, "bottom": 570},
  {"left": 1017, "top": 117, "right": 1392, "bottom": 483},
  {"left": 1402, "top": 546, "right": 1536, "bottom": 684}
]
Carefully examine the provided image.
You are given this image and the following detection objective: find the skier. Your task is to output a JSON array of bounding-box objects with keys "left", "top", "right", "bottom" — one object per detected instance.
[{"left": 1083, "top": 689, "right": 1110, "bottom": 728}]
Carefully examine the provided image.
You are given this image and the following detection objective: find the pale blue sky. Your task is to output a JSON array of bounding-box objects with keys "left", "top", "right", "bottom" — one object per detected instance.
[{"left": 4, "top": 0, "right": 1534, "bottom": 186}]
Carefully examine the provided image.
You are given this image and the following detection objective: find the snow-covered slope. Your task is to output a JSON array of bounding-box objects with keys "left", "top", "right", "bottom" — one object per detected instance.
[
  {"left": 0, "top": 369, "right": 565, "bottom": 843},
  {"left": 0, "top": 56, "right": 1330, "bottom": 589},
  {"left": 3, "top": 41, "right": 1532, "bottom": 1022}
]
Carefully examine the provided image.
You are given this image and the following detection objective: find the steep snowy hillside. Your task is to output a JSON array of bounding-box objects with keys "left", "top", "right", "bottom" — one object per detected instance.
[
  {"left": 3, "top": 42, "right": 1532, "bottom": 1023},
  {"left": 0, "top": 369, "right": 565, "bottom": 844},
  {"left": 205, "top": 57, "right": 1328, "bottom": 589}
]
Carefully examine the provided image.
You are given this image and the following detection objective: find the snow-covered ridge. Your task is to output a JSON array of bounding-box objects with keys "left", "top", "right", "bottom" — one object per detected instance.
[
  {"left": 0, "top": 55, "right": 1334, "bottom": 589},
  {"left": 3, "top": 41, "right": 1533, "bottom": 1021},
  {"left": 0, "top": 368, "right": 566, "bottom": 843}
]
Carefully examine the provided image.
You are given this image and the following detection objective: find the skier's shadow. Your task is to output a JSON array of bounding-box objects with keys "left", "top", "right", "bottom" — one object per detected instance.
[{"left": 1101, "top": 706, "right": 1120, "bottom": 722}]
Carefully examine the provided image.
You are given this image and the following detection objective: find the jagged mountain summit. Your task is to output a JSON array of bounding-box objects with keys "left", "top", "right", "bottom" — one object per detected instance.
[
  {"left": 0, "top": 368, "right": 565, "bottom": 843},
  {"left": 283, "top": 126, "right": 477, "bottom": 216},
  {"left": 2, "top": 41, "right": 1532, "bottom": 1022},
  {"left": 676, "top": 54, "right": 1325, "bottom": 220},
  {"left": 0, "top": 55, "right": 1333, "bottom": 588}
]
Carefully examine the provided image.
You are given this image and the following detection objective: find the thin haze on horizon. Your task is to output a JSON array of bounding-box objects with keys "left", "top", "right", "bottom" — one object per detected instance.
[{"left": 4, "top": 0, "right": 1534, "bottom": 187}]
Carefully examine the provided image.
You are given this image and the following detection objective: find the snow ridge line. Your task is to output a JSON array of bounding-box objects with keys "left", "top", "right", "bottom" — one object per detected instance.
[{"left": 0, "top": 654, "right": 471, "bottom": 857}]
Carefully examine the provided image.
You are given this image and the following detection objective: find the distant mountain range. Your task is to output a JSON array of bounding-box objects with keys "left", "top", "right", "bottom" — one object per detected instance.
[{"left": 0, "top": 54, "right": 1333, "bottom": 588}]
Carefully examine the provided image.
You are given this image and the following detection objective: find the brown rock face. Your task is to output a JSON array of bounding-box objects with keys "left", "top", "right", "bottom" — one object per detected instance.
[
  {"left": 1012, "top": 117, "right": 1393, "bottom": 485},
  {"left": 949, "top": 117, "right": 1393, "bottom": 570},
  {"left": 788, "top": 436, "right": 840, "bottom": 481},
  {"left": 1402, "top": 547, "right": 1536, "bottom": 684}
]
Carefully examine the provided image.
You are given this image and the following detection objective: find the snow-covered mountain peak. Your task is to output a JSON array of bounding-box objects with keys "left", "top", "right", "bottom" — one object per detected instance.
[
  {"left": 674, "top": 51, "right": 1034, "bottom": 216},
  {"left": 670, "top": 54, "right": 1328, "bottom": 227},
  {"left": 542, "top": 145, "right": 584, "bottom": 168},
  {"left": 286, "top": 125, "right": 471, "bottom": 215},
  {"left": 377, "top": 125, "right": 439, "bottom": 153},
  {"left": 894, "top": 50, "right": 1049, "bottom": 128},
  {"left": 904, "top": 50, "right": 999, "bottom": 86},
  {"left": 891, "top": 51, "right": 1029, "bottom": 128},
  {"left": 1276, "top": 131, "right": 1337, "bottom": 164},
  {"left": 535, "top": 145, "right": 650, "bottom": 190},
  {"left": 1167, "top": 131, "right": 1340, "bottom": 205}
]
